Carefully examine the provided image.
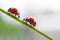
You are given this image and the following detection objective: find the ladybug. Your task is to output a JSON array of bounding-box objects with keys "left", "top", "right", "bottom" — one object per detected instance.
[
  {"left": 23, "top": 17, "right": 36, "bottom": 26},
  {"left": 8, "top": 7, "right": 20, "bottom": 18}
]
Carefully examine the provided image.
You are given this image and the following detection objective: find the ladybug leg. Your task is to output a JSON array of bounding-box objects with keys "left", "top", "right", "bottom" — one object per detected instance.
[
  {"left": 15, "top": 14, "right": 16, "bottom": 16},
  {"left": 18, "top": 15, "right": 20, "bottom": 18},
  {"left": 23, "top": 19, "right": 27, "bottom": 22},
  {"left": 29, "top": 22, "right": 35, "bottom": 26},
  {"left": 29, "top": 22, "right": 32, "bottom": 25},
  {"left": 17, "top": 13, "right": 20, "bottom": 18},
  {"left": 17, "top": 15, "right": 20, "bottom": 18},
  {"left": 23, "top": 19, "right": 25, "bottom": 21}
]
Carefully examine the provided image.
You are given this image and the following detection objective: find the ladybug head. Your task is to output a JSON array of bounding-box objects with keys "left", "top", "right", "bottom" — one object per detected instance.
[
  {"left": 23, "top": 17, "right": 28, "bottom": 21},
  {"left": 8, "top": 8, "right": 12, "bottom": 12}
]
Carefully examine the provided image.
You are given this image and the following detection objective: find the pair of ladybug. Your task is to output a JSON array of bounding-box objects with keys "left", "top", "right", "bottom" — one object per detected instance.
[{"left": 8, "top": 7, "right": 36, "bottom": 26}]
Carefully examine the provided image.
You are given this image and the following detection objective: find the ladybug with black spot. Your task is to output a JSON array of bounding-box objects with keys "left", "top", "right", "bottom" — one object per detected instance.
[
  {"left": 8, "top": 7, "right": 20, "bottom": 18},
  {"left": 23, "top": 17, "right": 36, "bottom": 26}
]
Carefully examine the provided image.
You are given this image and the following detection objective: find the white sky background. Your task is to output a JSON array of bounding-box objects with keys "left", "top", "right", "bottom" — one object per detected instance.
[{"left": 0, "top": 0, "right": 60, "bottom": 31}]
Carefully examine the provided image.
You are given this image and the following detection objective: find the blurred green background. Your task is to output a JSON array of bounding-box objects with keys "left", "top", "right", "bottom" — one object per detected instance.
[
  {"left": 0, "top": 12, "right": 44, "bottom": 40},
  {"left": 0, "top": 12, "right": 30, "bottom": 40}
]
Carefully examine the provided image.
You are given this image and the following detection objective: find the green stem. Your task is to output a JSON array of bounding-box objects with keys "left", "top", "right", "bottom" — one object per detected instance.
[{"left": 0, "top": 8, "right": 53, "bottom": 40}]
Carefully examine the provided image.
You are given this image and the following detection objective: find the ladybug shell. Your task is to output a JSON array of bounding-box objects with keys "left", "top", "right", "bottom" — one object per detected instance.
[
  {"left": 26, "top": 17, "right": 36, "bottom": 26},
  {"left": 28, "top": 17, "right": 34, "bottom": 23},
  {"left": 8, "top": 8, "right": 19, "bottom": 15}
]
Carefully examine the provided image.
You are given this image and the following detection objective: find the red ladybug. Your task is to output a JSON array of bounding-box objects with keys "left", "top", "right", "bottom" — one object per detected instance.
[
  {"left": 8, "top": 7, "right": 20, "bottom": 18},
  {"left": 23, "top": 17, "right": 36, "bottom": 26}
]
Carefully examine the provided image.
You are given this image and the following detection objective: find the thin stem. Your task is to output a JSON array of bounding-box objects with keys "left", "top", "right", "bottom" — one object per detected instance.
[{"left": 0, "top": 8, "right": 53, "bottom": 40}]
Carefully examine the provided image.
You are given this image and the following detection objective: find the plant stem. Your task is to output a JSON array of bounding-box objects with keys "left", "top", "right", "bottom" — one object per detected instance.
[{"left": 0, "top": 8, "right": 53, "bottom": 40}]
